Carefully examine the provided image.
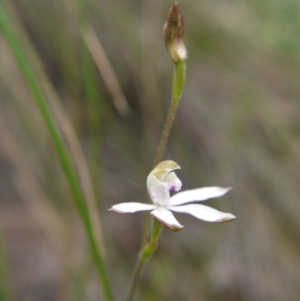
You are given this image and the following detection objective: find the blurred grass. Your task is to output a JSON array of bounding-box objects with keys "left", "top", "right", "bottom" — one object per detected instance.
[
  {"left": 0, "top": 1, "right": 113, "bottom": 300},
  {"left": 0, "top": 225, "right": 14, "bottom": 301},
  {"left": 1, "top": 0, "right": 300, "bottom": 300}
]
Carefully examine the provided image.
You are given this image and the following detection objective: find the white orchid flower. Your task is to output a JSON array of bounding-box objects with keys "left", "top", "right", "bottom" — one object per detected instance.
[{"left": 109, "top": 160, "right": 236, "bottom": 231}]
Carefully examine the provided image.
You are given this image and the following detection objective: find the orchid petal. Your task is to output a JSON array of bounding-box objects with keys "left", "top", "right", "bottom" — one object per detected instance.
[
  {"left": 109, "top": 202, "right": 155, "bottom": 214},
  {"left": 151, "top": 207, "right": 184, "bottom": 231},
  {"left": 169, "top": 187, "right": 231, "bottom": 206},
  {"left": 168, "top": 204, "right": 236, "bottom": 222}
]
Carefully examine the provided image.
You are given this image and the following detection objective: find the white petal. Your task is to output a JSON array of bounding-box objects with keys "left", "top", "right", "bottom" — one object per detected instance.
[
  {"left": 151, "top": 207, "right": 184, "bottom": 231},
  {"left": 147, "top": 174, "right": 171, "bottom": 206},
  {"left": 169, "top": 187, "right": 231, "bottom": 206},
  {"left": 168, "top": 204, "right": 236, "bottom": 222},
  {"left": 109, "top": 202, "right": 155, "bottom": 214}
]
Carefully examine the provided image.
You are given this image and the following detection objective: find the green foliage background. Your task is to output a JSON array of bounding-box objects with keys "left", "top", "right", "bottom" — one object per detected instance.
[{"left": 1, "top": 0, "right": 300, "bottom": 300}]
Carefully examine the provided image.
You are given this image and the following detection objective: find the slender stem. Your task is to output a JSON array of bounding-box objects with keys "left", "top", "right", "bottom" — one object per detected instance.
[
  {"left": 125, "top": 220, "right": 161, "bottom": 301},
  {"left": 154, "top": 62, "right": 186, "bottom": 165},
  {"left": 172, "top": 62, "right": 186, "bottom": 104},
  {"left": 126, "top": 61, "right": 186, "bottom": 301},
  {"left": 154, "top": 97, "right": 179, "bottom": 165},
  {"left": 141, "top": 211, "right": 150, "bottom": 246},
  {"left": 125, "top": 255, "right": 146, "bottom": 301},
  {"left": 0, "top": 6, "right": 114, "bottom": 301},
  {"left": 151, "top": 218, "right": 162, "bottom": 241}
]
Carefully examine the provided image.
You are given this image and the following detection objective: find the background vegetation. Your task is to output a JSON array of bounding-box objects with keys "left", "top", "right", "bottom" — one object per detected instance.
[{"left": 1, "top": 0, "right": 300, "bottom": 300}]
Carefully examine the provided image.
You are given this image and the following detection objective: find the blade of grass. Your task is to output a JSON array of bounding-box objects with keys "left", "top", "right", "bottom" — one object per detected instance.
[
  {"left": 78, "top": 0, "right": 103, "bottom": 199},
  {"left": 63, "top": 0, "right": 131, "bottom": 118},
  {"left": 1, "top": 0, "right": 105, "bottom": 257},
  {"left": 82, "top": 43, "right": 103, "bottom": 198},
  {"left": 0, "top": 225, "right": 14, "bottom": 301},
  {"left": 0, "top": 4, "right": 114, "bottom": 301}
]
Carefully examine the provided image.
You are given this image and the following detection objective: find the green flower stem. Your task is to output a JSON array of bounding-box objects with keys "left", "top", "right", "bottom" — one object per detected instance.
[
  {"left": 125, "top": 220, "right": 161, "bottom": 301},
  {"left": 154, "top": 61, "right": 186, "bottom": 165},
  {"left": 172, "top": 61, "right": 186, "bottom": 104},
  {"left": 151, "top": 218, "right": 163, "bottom": 241},
  {"left": 126, "top": 61, "right": 186, "bottom": 301},
  {"left": 0, "top": 6, "right": 114, "bottom": 301},
  {"left": 124, "top": 253, "right": 146, "bottom": 301}
]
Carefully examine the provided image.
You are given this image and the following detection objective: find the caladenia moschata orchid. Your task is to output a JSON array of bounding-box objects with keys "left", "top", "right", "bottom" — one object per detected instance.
[{"left": 109, "top": 160, "right": 236, "bottom": 231}]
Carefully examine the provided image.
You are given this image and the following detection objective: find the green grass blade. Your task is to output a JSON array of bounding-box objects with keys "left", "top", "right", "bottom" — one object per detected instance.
[
  {"left": 0, "top": 5, "right": 114, "bottom": 301},
  {"left": 0, "top": 225, "right": 14, "bottom": 301}
]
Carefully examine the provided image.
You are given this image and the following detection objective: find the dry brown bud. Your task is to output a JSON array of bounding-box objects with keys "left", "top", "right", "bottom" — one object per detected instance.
[{"left": 163, "top": 2, "right": 188, "bottom": 63}]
